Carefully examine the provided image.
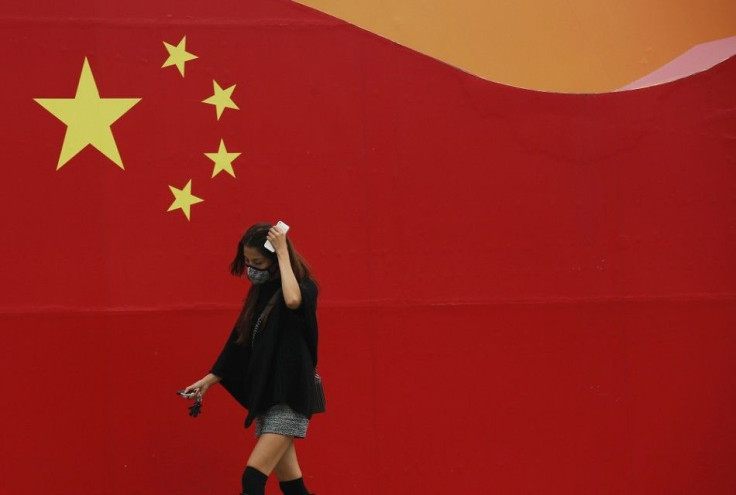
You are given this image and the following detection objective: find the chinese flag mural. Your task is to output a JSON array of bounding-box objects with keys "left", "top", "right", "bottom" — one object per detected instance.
[{"left": 1, "top": 1, "right": 735, "bottom": 494}]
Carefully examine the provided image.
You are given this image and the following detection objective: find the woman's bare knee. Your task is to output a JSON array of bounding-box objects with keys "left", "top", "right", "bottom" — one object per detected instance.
[{"left": 273, "top": 441, "right": 302, "bottom": 482}]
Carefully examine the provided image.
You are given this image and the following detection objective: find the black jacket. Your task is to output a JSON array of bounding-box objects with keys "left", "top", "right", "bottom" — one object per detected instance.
[{"left": 210, "top": 277, "right": 319, "bottom": 428}]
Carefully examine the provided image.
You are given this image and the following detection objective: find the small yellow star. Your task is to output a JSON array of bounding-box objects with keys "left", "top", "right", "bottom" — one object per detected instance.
[
  {"left": 204, "top": 139, "right": 241, "bottom": 178},
  {"left": 162, "top": 36, "right": 198, "bottom": 77},
  {"left": 167, "top": 179, "right": 204, "bottom": 221},
  {"left": 34, "top": 57, "right": 141, "bottom": 170},
  {"left": 202, "top": 80, "right": 239, "bottom": 120}
]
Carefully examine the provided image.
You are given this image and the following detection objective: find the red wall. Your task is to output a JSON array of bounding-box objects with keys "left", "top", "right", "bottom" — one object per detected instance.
[{"left": 1, "top": 1, "right": 735, "bottom": 493}]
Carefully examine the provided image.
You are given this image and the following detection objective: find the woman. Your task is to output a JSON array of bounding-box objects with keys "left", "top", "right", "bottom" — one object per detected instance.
[{"left": 183, "top": 223, "right": 320, "bottom": 495}]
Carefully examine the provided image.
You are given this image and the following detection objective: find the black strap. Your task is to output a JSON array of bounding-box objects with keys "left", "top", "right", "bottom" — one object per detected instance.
[{"left": 251, "top": 289, "right": 282, "bottom": 346}]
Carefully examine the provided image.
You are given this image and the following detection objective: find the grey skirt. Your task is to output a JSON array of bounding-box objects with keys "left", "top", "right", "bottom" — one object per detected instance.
[{"left": 254, "top": 403, "right": 309, "bottom": 439}]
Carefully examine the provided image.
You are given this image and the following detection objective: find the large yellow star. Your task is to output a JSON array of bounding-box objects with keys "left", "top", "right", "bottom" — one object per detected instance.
[
  {"left": 202, "top": 80, "right": 239, "bottom": 120},
  {"left": 34, "top": 57, "right": 141, "bottom": 170},
  {"left": 204, "top": 139, "right": 241, "bottom": 178},
  {"left": 167, "top": 179, "right": 204, "bottom": 221},
  {"left": 162, "top": 36, "right": 198, "bottom": 77}
]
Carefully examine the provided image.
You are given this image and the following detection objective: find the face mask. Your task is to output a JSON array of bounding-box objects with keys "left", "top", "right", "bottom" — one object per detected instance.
[{"left": 247, "top": 266, "right": 272, "bottom": 284}]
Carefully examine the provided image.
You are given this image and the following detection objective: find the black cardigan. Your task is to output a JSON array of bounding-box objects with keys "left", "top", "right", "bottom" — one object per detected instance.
[{"left": 210, "top": 277, "right": 319, "bottom": 428}]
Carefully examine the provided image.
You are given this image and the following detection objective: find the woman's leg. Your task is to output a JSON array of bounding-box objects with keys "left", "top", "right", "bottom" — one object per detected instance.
[
  {"left": 247, "top": 433, "right": 294, "bottom": 475},
  {"left": 273, "top": 441, "right": 302, "bottom": 481},
  {"left": 241, "top": 434, "right": 294, "bottom": 494},
  {"left": 274, "top": 442, "right": 312, "bottom": 494}
]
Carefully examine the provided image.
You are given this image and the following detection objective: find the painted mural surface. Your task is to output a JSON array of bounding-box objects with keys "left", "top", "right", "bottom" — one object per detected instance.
[{"left": 1, "top": 0, "right": 735, "bottom": 493}]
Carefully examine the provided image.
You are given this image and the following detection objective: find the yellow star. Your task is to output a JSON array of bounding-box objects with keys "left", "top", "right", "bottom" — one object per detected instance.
[
  {"left": 162, "top": 36, "right": 198, "bottom": 77},
  {"left": 167, "top": 179, "right": 204, "bottom": 221},
  {"left": 204, "top": 139, "right": 241, "bottom": 178},
  {"left": 34, "top": 57, "right": 141, "bottom": 170},
  {"left": 202, "top": 80, "right": 239, "bottom": 120}
]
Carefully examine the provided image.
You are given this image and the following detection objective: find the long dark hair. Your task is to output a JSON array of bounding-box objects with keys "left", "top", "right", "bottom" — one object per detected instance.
[{"left": 230, "top": 223, "right": 314, "bottom": 345}]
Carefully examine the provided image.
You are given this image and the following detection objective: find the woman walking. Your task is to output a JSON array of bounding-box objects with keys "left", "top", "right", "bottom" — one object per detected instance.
[{"left": 183, "top": 223, "right": 320, "bottom": 495}]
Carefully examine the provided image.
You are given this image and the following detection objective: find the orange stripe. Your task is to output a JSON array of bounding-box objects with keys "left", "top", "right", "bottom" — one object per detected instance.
[{"left": 292, "top": 0, "right": 736, "bottom": 93}]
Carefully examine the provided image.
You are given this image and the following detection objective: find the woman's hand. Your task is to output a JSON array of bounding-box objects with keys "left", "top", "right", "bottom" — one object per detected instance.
[
  {"left": 183, "top": 373, "right": 221, "bottom": 399},
  {"left": 267, "top": 225, "right": 288, "bottom": 254}
]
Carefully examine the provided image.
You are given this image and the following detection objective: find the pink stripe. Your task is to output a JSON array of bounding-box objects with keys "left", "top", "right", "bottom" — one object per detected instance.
[{"left": 617, "top": 35, "right": 736, "bottom": 91}]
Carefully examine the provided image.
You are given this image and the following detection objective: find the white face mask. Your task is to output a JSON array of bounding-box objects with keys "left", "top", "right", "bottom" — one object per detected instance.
[{"left": 246, "top": 266, "right": 272, "bottom": 284}]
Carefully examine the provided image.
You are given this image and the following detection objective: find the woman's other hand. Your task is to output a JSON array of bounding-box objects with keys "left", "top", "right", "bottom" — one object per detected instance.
[{"left": 183, "top": 373, "right": 221, "bottom": 399}]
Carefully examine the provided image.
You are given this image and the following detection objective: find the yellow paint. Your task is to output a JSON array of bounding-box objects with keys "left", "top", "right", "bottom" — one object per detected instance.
[
  {"left": 168, "top": 179, "right": 204, "bottom": 221},
  {"left": 202, "top": 80, "right": 239, "bottom": 120},
  {"left": 204, "top": 139, "right": 241, "bottom": 178},
  {"left": 34, "top": 58, "right": 141, "bottom": 169},
  {"left": 162, "top": 36, "right": 198, "bottom": 77},
  {"left": 292, "top": 0, "right": 736, "bottom": 93}
]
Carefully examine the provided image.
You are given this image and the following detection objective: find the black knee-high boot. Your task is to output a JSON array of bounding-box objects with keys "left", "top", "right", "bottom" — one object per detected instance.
[
  {"left": 241, "top": 466, "right": 268, "bottom": 495},
  {"left": 278, "top": 477, "right": 312, "bottom": 495}
]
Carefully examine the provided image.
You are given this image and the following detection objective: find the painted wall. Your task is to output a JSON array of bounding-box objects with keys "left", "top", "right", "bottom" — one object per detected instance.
[{"left": 1, "top": 0, "right": 735, "bottom": 494}]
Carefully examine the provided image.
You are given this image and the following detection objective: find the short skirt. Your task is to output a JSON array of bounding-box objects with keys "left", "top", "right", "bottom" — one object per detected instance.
[{"left": 254, "top": 403, "right": 309, "bottom": 439}]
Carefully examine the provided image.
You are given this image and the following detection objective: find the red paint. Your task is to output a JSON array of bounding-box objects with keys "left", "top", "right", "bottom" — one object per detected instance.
[{"left": 0, "top": 1, "right": 734, "bottom": 493}]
